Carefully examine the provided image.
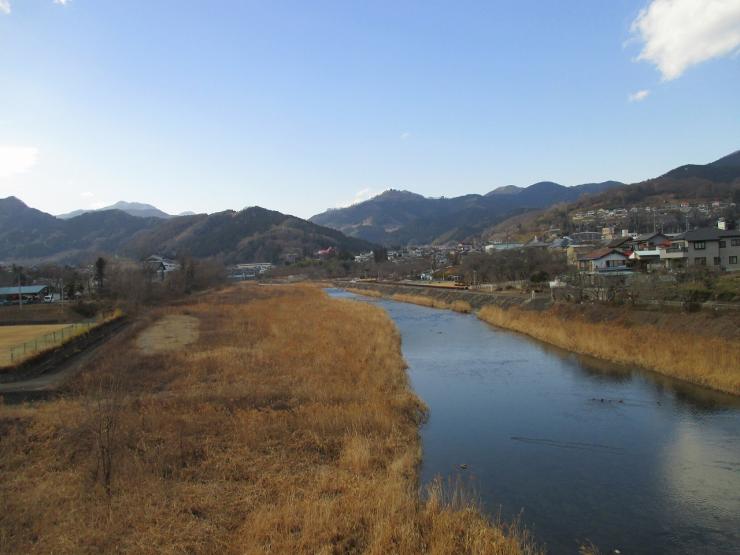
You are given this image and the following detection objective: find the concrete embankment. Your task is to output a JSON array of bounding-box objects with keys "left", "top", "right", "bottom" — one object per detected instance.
[{"left": 339, "top": 281, "right": 740, "bottom": 396}]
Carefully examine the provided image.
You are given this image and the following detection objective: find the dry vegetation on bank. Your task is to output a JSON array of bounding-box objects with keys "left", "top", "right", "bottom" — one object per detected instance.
[
  {"left": 477, "top": 304, "right": 740, "bottom": 395},
  {"left": 0, "top": 284, "right": 535, "bottom": 554},
  {"left": 346, "top": 288, "right": 472, "bottom": 313}
]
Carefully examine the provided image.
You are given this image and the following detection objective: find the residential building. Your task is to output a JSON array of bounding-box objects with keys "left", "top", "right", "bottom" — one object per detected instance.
[
  {"left": 0, "top": 284, "right": 52, "bottom": 303},
  {"left": 678, "top": 227, "right": 740, "bottom": 271},
  {"left": 577, "top": 248, "right": 630, "bottom": 273}
]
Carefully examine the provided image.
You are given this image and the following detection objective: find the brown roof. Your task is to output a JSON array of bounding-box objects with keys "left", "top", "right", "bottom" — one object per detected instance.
[{"left": 577, "top": 248, "right": 627, "bottom": 261}]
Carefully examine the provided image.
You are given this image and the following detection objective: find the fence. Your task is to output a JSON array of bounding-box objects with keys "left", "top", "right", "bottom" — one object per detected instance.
[{"left": 7, "top": 322, "right": 95, "bottom": 365}]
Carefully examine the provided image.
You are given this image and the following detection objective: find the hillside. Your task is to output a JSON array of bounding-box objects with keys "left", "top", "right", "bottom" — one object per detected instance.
[
  {"left": 485, "top": 152, "right": 740, "bottom": 241},
  {"left": 125, "top": 206, "right": 376, "bottom": 263},
  {"left": 0, "top": 199, "right": 374, "bottom": 265},
  {"left": 0, "top": 197, "right": 159, "bottom": 262},
  {"left": 310, "top": 180, "right": 623, "bottom": 245}
]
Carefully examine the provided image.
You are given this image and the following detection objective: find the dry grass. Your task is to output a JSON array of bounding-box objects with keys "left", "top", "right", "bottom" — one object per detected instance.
[
  {"left": 390, "top": 294, "right": 472, "bottom": 314},
  {"left": 135, "top": 314, "right": 200, "bottom": 355},
  {"left": 0, "top": 284, "right": 536, "bottom": 554},
  {"left": 346, "top": 288, "right": 472, "bottom": 313},
  {"left": 0, "top": 323, "right": 92, "bottom": 367},
  {"left": 477, "top": 304, "right": 740, "bottom": 395}
]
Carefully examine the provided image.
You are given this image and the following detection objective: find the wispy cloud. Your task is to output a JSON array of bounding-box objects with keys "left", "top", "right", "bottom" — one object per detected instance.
[
  {"left": 631, "top": 0, "right": 740, "bottom": 80},
  {"left": 1, "top": 1, "right": 68, "bottom": 15},
  {"left": 80, "top": 191, "right": 94, "bottom": 198},
  {"left": 628, "top": 89, "right": 650, "bottom": 102},
  {"left": 400, "top": 131, "right": 411, "bottom": 140},
  {"left": 336, "top": 188, "right": 376, "bottom": 208},
  {"left": 0, "top": 146, "right": 39, "bottom": 178}
]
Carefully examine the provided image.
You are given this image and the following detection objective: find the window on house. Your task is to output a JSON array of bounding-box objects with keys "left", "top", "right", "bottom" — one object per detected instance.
[
  {"left": 719, "top": 240, "right": 726, "bottom": 248},
  {"left": 731, "top": 256, "right": 738, "bottom": 265},
  {"left": 694, "top": 241, "right": 706, "bottom": 250},
  {"left": 732, "top": 239, "right": 740, "bottom": 247},
  {"left": 694, "top": 257, "right": 706, "bottom": 265},
  {"left": 714, "top": 257, "right": 721, "bottom": 266}
]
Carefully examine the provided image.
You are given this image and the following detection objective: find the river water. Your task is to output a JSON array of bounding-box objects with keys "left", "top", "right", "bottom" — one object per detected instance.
[{"left": 328, "top": 289, "right": 740, "bottom": 554}]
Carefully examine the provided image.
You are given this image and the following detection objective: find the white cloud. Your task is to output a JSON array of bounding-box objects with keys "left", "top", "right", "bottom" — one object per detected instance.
[
  {"left": 631, "top": 0, "right": 740, "bottom": 80},
  {"left": 80, "top": 191, "right": 94, "bottom": 198},
  {"left": 628, "top": 89, "right": 651, "bottom": 102},
  {"left": 0, "top": 1, "right": 68, "bottom": 14},
  {"left": 400, "top": 132, "right": 411, "bottom": 140},
  {"left": 0, "top": 146, "right": 39, "bottom": 178},
  {"left": 336, "top": 188, "right": 376, "bottom": 208}
]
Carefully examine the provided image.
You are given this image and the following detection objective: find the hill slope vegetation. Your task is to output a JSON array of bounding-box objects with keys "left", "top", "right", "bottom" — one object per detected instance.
[{"left": 0, "top": 198, "right": 374, "bottom": 264}]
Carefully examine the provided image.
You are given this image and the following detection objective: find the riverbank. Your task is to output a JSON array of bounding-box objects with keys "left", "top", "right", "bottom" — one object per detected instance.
[
  {"left": 0, "top": 284, "right": 538, "bottom": 554},
  {"left": 343, "top": 282, "right": 740, "bottom": 396}
]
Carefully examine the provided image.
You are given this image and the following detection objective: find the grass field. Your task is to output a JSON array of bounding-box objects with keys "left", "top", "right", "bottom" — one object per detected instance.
[
  {"left": 0, "top": 284, "right": 537, "bottom": 554},
  {"left": 0, "top": 323, "right": 92, "bottom": 367}
]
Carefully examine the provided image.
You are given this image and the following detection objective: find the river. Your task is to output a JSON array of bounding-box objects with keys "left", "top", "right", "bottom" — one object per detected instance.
[{"left": 328, "top": 289, "right": 740, "bottom": 554}]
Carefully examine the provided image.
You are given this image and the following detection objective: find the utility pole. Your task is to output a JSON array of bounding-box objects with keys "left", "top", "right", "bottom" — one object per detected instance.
[{"left": 17, "top": 272, "right": 22, "bottom": 310}]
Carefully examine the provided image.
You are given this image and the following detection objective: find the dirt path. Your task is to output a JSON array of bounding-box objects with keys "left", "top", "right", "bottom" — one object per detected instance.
[
  {"left": 0, "top": 319, "right": 128, "bottom": 398},
  {"left": 135, "top": 314, "right": 200, "bottom": 355}
]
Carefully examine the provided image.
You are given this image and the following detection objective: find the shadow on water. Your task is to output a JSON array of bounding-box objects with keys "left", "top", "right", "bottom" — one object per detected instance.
[{"left": 533, "top": 340, "right": 740, "bottom": 413}]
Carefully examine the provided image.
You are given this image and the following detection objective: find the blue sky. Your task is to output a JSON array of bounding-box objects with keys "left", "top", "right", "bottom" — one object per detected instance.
[{"left": 1, "top": 0, "right": 739, "bottom": 218}]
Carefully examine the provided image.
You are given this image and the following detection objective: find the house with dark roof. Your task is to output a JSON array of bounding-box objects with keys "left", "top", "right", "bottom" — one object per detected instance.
[{"left": 673, "top": 226, "right": 740, "bottom": 271}]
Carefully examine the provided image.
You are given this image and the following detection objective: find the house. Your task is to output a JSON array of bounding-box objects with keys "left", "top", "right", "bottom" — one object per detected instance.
[
  {"left": 145, "top": 255, "right": 180, "bottom": 280},
  {"left": 658, "top": 238, "right": 689, "bottom": 270},
  {"left": 673, "top": 226, "right": 740, "bottom": 271},
  {"left": 634, "top": 232, "right": 670, "bottom": 251},
  {"left": 0, "top": 284, "right": 52, "bottom": 304},
  {"left": 229, "top": 262, "right": 274, "bottom": 280},
  {"left": 630, "top": 232, "right": 672, "bottom": 271},
  {"left": 577, "top": 248, "right": 630, "bottom": 273},
  {"left": 607, "top": 235, "right": 635, "bottom": 251},
  {"left": 569, "top": 231, "right": 603, "bottom": 245}
]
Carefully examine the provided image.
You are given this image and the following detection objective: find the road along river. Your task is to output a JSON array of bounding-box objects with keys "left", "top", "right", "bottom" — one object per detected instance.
[{"left": 328, "top": 289, "right": 740, "bottom": 554}]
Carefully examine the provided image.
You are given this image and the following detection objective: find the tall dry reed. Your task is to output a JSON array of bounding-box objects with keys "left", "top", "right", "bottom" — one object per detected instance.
[
  {"left": 0, "top": 284, "right": 537, "bottom": 554},
  {"left": 477, "top": 304, "right": 740, "bottom": 395}
]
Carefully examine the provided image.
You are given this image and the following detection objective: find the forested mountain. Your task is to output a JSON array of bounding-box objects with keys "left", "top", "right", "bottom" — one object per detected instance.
[
  {"left": 124, "top": 206, "right": 375, "bottom": 263},
  {"left": 311, "top": 151, "right": 740, "bottom": 246},
  {"left": 0, "top": 197, "right": 160, "bottom": 262},
  {"left": 310, "top": 180, "right": 623, "bottom": 245},
  {"left": 484, "top": 151, "right": 740, "bottom": 241},
  {"left": 0, "top": 198, "right": 374, "bottom": 264}
]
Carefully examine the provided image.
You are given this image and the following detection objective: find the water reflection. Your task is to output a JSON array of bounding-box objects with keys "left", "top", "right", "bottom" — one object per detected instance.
[{"left": 327, "top": 289, "right": 740, "bottom": 555}]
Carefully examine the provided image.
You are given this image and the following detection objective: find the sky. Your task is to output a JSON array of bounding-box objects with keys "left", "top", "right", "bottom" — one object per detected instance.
[{"left": 1, "top": 0, "right": 739, "bottom": 219}]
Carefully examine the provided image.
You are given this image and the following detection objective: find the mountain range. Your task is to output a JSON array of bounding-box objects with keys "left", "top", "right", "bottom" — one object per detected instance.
[
  {"left": 309, "top": 180, "right": 624, "bottom": 245},
  {"left": 309, "top": 151, "right": 740, "bottom": 245},
  {"left": 0, "top": 199, "right": 374, "bottom": 265},
  {"left": 2, "top": 149, "right": 737, "bottom": 263}
]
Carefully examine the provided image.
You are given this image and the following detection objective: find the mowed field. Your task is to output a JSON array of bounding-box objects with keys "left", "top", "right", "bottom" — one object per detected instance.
[
  {"left": 0, "top": 324, "right": 88, "bottom": 367},
  {"left": 0, "top": 284, "right": 537, "bottom": 554}
]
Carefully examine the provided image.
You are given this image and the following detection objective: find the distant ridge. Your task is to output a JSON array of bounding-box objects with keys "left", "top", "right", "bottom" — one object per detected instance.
[
  {"left": 0, "top": 197, "right": 374, "bottom": 264},
  {"left": 661, "top": 150, "right": 740, "bottom": 182},
  {"left": 310, "top": 181, "right": 624, "bottom": 245},
  {"left": 57, "top": 201, "right": 172, "bottom": 220}
]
